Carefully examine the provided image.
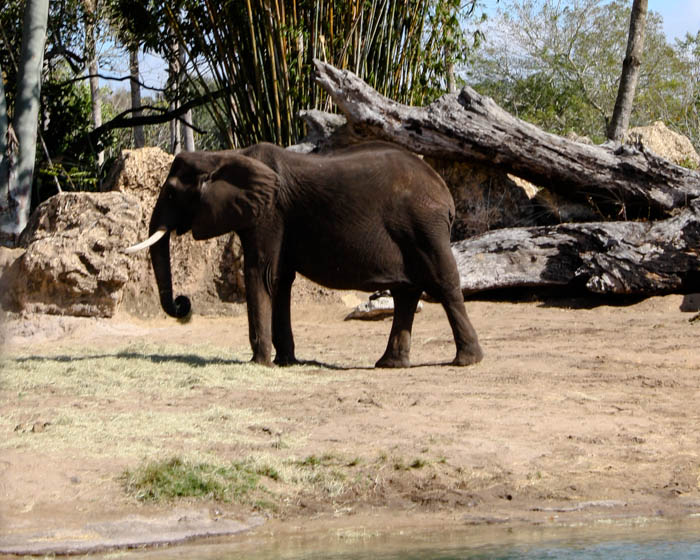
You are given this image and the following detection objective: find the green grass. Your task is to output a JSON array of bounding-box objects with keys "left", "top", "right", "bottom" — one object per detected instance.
[
  {"left": 121, "top": 452, "right": 368, "bottom": 505},
  {"left": 122, "top": 457, "right": 263, "bottom": 502}
]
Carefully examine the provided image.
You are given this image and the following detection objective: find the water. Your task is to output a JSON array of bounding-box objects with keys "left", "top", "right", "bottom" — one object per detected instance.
[
  {"left": 307, "top": 538, "right": 700, "bottom": 559},
  {"left": 97, "top": 520, "right": 700, "bottom": 560},
  {"left": 257, "top": 536, "right": 700, "bottom": 560}
]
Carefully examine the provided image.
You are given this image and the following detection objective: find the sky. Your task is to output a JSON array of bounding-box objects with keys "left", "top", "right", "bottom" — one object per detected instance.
[
  {"left": 648, "top": 0, "right": 700, "bottom": 40},
  {"left": 478, "top": 0, "right": 700, "bottom": 41}
]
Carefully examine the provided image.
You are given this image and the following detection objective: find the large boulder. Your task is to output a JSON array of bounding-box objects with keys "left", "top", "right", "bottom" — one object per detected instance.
[
  {"left": 12, "top": 192, "right": 141, "bottom": 317},
  {"left": 626, "top": 121, "right": 700, "bottom": 167},
  {"left": 0, "top": 246, "right": 25, "bottom": 311}
]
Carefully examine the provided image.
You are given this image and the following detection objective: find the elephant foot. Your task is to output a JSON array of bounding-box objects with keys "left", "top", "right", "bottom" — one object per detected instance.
[
  {"left": 375, "top": 354, "right": 411, "bottom": 369},
  {"left": 274, "top": 354, "right": 299, "bottom": 367},
  {"left": 452, "top": 345, "right": 484, "bottom": 366},
  {"left": 251, "top": 355, "right": 273, "bottom": 367}
]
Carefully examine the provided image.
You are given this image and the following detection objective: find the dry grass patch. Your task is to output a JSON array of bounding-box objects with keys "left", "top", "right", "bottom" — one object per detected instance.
[
  {"left": 0, "top": 342, "right": 336, "bottom": 462},
  {"left": 1, "top": 342, "right": 340, "bottom": 396},
  {"left": 1, "top": 339, "right": 475, "bottom": 515}
]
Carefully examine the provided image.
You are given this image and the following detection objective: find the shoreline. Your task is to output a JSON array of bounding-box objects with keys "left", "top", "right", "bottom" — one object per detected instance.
[{"left": 3, "top": 506, "right": 700, "bottom": 557}]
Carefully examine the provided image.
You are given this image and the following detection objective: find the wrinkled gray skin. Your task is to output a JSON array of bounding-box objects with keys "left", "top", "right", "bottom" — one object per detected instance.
[{"left": 148, "top": 141, "right": 483, "bottom": 368}]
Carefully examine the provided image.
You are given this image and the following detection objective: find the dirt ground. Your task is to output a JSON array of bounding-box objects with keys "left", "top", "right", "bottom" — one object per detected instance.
[{"left": 1, "top": 289, "right": 700, "bottom": 555}]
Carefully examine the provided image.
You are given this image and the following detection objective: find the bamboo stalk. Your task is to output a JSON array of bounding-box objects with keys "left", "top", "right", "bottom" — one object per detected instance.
[{"left": 166, "top": 0, "right": 470, "bottom": 146}]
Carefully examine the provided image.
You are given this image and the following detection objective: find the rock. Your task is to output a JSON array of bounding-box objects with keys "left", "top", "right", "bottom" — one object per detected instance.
[
  {"left": 531, "top": 188, "right": 601, "bottom": 224},
  {"left": 626, "top": 121, "right": 700, "bottom": 168},
  {"left": 0, "top": 246, "right": 24, "bottom": 311},
  {"left": 3, "top": 148, "right": 248, "bottom": 319},
  {"left": 13, "top": 192, "right": 141, "bottom": 318}
]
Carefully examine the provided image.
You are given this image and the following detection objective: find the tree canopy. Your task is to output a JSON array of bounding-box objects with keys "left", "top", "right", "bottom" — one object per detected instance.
[{"left": 467, "top": 0, "right": 700, "bottom": 149}]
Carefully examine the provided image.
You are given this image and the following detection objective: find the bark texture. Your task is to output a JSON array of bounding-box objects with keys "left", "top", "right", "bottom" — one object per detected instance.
[
  {"left": 129, "top": 46, "right": 145, "bottom": 149},
  {"left": 453, "top": 200, "right": 700, "bottom": 297},
  {"left": 608, "top": 0, "right": 648, "bottom": 141},
  {"left": 313, "top": 59, "right": 700, "bottom": 219}
]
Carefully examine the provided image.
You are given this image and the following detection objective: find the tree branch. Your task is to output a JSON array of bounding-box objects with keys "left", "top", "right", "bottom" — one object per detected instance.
[
  {"left": 58, "top": 72, "right": 167, "bottom": 93},
  {"left": 45, "top": 44, "right": 84, "bottom": 74},
  {"left": 87, "top": 90, "right": 225, "bottom": 144}
]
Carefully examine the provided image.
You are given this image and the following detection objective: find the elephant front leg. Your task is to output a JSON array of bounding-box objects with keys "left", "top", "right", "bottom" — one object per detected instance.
[
  {"left": 244, "top": 265, "right": 274, "bottom": 366},
  {"left": 272, "top": 270, "right": 297, "bottom": 366},
  {"left": 376, "top": 288, "right": 421, "bottom": 368}
]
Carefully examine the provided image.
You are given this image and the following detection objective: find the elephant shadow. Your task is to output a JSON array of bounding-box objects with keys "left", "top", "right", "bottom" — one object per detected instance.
[
  {"left": 297, "top": 358, "right": 452, "bottom": 371},
  {"left": 12, "top": 353, "right": 451, "bottom": 372},
  {"left": 12, "top": 351, "right": 248, "bottom": 368}
]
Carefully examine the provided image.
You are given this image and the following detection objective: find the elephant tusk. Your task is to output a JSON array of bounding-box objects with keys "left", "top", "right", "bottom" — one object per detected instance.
[{"left": 123, "top": 227, "right": 168, "bottom": 254}]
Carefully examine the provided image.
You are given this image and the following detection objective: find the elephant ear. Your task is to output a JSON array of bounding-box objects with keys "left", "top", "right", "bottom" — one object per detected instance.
[{"left": 192, "top": 154, "right": 280, "bottom": 240}]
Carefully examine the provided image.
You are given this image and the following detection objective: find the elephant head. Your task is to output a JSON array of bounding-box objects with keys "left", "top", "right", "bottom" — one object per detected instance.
[{"left": 125, "top": 151, "right": 280, "bottom": 319}]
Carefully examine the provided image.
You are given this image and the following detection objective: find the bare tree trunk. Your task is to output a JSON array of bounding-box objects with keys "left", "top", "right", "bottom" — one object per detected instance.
[
  {"left": 607, "top": 0, "right": 648, "bottom": 141},
  {"left": 0, "top": 59, "right": 8, "bottom": 198},
  {"left": 179, "top": 47, "right": 195, "bottom": 152},
  {"left": 169, "top": 40, "right": 181, "bottom": 155},
  {"left": 129, "top": 45, "right": 145, "bottom": 148},
  {"left": 0, "top": 0, "right": 49, "bottom": 239},
  {"left": 84, "top": 0, "right": 104, "bottom": 172},
  {"left": 181, "top": 110, "right": 195, "bottom": 152}
]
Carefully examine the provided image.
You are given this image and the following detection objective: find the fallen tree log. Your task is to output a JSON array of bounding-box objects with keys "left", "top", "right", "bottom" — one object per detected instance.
[
  {"left": 314, "top": 60, "right": 700, "bottom": 218},
  {"left": 453, "top": 200, "right": 700, "bottom": 297}
]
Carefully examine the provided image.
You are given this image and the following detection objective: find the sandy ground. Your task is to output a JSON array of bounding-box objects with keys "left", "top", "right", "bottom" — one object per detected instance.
[{"left": 1, "top": 291, "right": 700, "bottom": 555}]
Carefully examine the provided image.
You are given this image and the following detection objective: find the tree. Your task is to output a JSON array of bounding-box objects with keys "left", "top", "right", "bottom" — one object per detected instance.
[
  {"left": 607, "top": 0, "right": 648, "bottom": 141},
  {"left": 468, "top": 0, "right": 682, "bottom": 144},
  {"left": 0, "top": 0, "right": 50, "bottom": 240},
  {"left": 165, "top": 0, "right": 476, "bottom": 147},
  {"left": 663, "top": 31, "right": 700, "bottom": 151},
  {"left": 128, "top": 45, "right": 145, "bottom": 148},
  {"left": 82, "top": 0, "right": 104, "bottom": 168}
]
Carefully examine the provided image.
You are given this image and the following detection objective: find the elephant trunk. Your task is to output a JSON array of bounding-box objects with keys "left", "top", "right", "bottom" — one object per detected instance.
[{"left": 149, "top": 229, "right": 191, "bottom": 319}]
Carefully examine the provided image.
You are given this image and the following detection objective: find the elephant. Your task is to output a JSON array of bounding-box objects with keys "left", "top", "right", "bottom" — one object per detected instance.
[{"left": 125, "top": 141, "right": 483, "bottom": 368}]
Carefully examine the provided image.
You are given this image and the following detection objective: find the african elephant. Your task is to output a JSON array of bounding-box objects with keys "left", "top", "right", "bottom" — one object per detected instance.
[{"left": 126, "top": 141, "right": 483, "bottom": 368}]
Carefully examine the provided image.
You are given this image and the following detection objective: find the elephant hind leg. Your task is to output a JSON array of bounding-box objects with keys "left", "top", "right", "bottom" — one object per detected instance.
[
  {"left": 439, "top": 285, "right": 483, "bottom": 366},
  {"left": 420, "top": 241, "right": 483, "bottom": 366},
  {"left": 375, "top": 288, "right": 422, "bottom": 368}
]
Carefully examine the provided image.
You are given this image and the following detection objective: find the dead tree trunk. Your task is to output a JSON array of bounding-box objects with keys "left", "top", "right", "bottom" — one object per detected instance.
[
  {"left": 313, "top": 60, "right": 700, "bottom": 218},
  {"left": 453, "top": 200, "right": 700, "bottom": 297},
  {"left": 608, "top": 0, "right": 648, "bottom": 142}
]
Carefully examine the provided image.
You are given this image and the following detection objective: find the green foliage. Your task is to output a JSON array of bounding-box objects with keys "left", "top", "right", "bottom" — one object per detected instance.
[
  {"left": 165, "top": 0, "right": 477, "bottom": 147},
  {"left": 469, "top": 0, "right": 700, "bottom": 149},
  {"left": 1, "top": 0, "right": 110, "bottom": 207},
  {"left": 35, "top": 67, "right": 107, "bottom": 200},
  {"left": 122, "top": 457, "right": 266, "bottom": 502}
]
